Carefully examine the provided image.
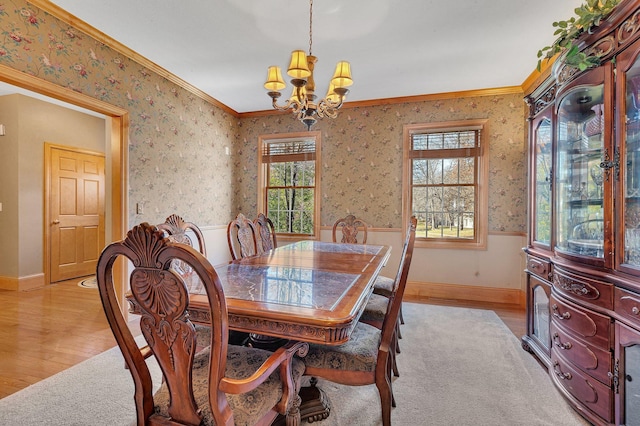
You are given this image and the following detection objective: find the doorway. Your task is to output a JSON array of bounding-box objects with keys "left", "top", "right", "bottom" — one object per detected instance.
[
  {"left": 45, "top": 144, "right": 105, "bottom": 283},
  {"left": 0, "top": 64, "right": 129, "bottom": 305}
]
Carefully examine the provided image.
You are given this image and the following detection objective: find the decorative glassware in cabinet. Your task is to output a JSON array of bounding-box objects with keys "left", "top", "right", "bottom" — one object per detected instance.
[
  {"left": 555, "top": 85, "right": 605, "bottom": 259},
  {"left": 624, "top": 64, "right": 640, "bottom": 268},
  {"left": 534, "top": 118, "right": 552, "bottom": 246}
]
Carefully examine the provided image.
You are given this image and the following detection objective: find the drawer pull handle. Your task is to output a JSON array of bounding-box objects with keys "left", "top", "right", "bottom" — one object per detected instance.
[
  {"left": 632, "top": 307, "right": 639, "bottom": 315},
  {"left": 553, "top": 333, "right": 572, "bottom": 350},
  {"left": 553, "top": 361, "right": 572, "bottom": 381},
  {"left": 552, "top": 304, "right": 571, "bottom": 320}
]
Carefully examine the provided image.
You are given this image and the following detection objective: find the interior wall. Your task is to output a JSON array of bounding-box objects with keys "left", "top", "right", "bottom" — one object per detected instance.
[
  {"left": 1, "top": 0, "right": 239, "bottom": 233},
  {"left": 0, "top": 0, "right": 529, "bottom": 300},
  {"left": 0, "top": 96, "right": 20, "bottom": 277},
  {"left": 238, "top": 92, "right": 529, "bottom": 294},
  {"left": 0, "top": 94, "right": 106, "bottom": 279}
]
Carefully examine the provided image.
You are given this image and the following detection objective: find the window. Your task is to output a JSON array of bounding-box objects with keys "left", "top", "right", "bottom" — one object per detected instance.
[
  {"left": 403, "top": 120, "right": 488, "bottom": 249},
  {"left": 258, "top": 132, "right": 321, "bottom": 238}
]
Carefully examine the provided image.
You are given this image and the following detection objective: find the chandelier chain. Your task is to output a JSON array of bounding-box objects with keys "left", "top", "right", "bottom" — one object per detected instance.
[{"left": 308, "top": 0, "right": 313, "bottom": 56}]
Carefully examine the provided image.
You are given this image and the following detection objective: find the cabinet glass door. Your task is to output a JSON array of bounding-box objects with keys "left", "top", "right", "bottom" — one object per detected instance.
[
  {"left": 616, "top": 322, "right": 640, "bottom": 426},
  {"left": 534, "top": 117, "right": 552, "bottom": 246},
  {"left": 623, "top": 56, "right": 640, "bottom": 268},
  {"left": 625, "top": 343, "right": 640, "bottom": 426},
  {"left": 532, "top": 283, "right": 550, "bottom": 350},
  {"left": 556, "top": 85, "right": 605, "bottom": 259}
]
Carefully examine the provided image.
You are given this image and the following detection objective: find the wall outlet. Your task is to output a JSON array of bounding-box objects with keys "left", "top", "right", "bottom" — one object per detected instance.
[
  {"left": 136, "top": 203, "right": 143, "bottom": 214},
  {"left": 0, "top": 202, "right": 2, "bottom": 212}
]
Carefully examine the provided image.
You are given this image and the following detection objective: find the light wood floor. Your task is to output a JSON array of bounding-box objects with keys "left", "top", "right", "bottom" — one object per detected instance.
[{"left": 0, "top": 278, "right": 525, "bottom": 399}]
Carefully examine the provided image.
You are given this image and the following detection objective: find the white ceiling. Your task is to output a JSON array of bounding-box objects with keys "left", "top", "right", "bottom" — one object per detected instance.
[{"left": 36, "top": 1, "right": 583, "bottom": 113}]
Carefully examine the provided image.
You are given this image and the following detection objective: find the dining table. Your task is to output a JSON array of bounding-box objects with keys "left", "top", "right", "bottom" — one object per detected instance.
[
  {"left": 128, "top": 239, "right": 391, "bottom": 422},
  {"left": 184, "top": 240, "right": 391, "bottom": 345}
]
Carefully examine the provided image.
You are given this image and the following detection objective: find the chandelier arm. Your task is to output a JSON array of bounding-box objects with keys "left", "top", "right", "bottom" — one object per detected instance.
[
  {"left": 317, "top": 99, "right": 342, "bottom": 118},
  {"left": 322, "top": 97, "right": 344, "bottom": 110},
  {"left": 291, "top": 100, "right": 305, "bottom": 115},
  {"left": 271, "top": 97, "right": 296, "bottom": 112}
]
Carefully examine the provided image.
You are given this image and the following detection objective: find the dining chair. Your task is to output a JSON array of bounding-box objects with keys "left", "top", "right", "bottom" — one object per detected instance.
[
  {"left": 227, "top": 212, "right": 259, "bottom": 260},
  {"left": 228, "top": 213, "right": 287, "bottom": 349},
  {"left": 332, "top": 214, "right": 368, "bottom": 244},
  {"left": 157, "top": 214, "right": 248, "bottom": 347},
  {"left": 254, "top": 213, "right": 277, "bottom": 254},
  {"left": 156, "top": 214, "right": 206, "bottom": 277},
  {"left": 331, "top": 213, "right": 406, "bottom": 347},
  {"left": 358, "top": 217, "right": 417, "bottom": 376},
  {"left": 97, "top": 222, "right": 309, "bottom": 426},
  {"left": 302, "top": 216, "right": 417, "bottom": 426}
]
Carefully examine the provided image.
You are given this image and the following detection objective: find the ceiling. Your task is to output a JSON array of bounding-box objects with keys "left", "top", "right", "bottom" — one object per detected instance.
[{"left": 30, "top": 1, "right": 584, "bottom": 113}]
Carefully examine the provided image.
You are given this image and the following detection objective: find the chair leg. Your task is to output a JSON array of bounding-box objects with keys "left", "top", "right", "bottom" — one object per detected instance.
[
  {"left": 376, "top": 370, "right": 393, "bottom": 426},
  {"left": 285, "top": 395, "right": 302, "bottom": 426},
  {"left": 392, "top": 346, "right": 400, "bottom": 377},
  {"left": 399, "top": 302, "right": 405, "bottom": 325}
]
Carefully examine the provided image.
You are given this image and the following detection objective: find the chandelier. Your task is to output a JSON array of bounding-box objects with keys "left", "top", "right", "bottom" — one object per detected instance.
[{"left": 263, "top": 0, "right": 353, "bottom": 130}]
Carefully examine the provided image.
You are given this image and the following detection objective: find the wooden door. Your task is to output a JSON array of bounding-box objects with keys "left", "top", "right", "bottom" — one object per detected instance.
[{"left": 48, "top": 146, "right": 105, "bottom": 283}]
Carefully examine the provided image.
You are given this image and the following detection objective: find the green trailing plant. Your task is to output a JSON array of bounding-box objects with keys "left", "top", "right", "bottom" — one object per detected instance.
[{"left": 537, "top": 0, "right": 621, "bottom": 72}]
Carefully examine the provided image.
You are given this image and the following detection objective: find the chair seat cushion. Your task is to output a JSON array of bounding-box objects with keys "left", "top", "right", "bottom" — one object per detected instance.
[
  {"left": 304, "top": 322, "right": 381, "bottom": 373},
  {"left": 373, "top": 275, "right": 394, "bottom": 297},
  {"left": 154, "top": 344, "right": 305, "bottom": 425},
  {"left": 195, "top": 325, "right": 249, "bottom": 349},
  {"left": 360, "top": 293, "right": 389, "bottom": 324}
]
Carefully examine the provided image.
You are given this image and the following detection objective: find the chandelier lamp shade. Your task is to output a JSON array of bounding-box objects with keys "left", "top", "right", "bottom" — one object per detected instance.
[{"left": 264, "top": 0, "right": 353, "bottom": 130}]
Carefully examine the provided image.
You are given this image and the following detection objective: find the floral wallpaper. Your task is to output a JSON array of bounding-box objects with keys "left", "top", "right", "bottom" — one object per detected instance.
[
  {"left": 1, "top": 0, "right": 527, "bottom": 234},
  {"left": 0, "top": 0, "right": 237, "bottom": 228},
  {"left": 237, "top": 93, "right": 528, "bottom": 233}
]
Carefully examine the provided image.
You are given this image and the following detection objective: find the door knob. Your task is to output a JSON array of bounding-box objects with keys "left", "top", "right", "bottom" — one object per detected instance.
[{"left": 52, "top": 220, "right": 60, "bottom": 224}]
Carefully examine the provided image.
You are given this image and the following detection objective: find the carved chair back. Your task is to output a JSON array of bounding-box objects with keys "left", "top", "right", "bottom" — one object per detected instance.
[
  {"left": 97, "top": 223, "right": 231, "bottom": 424},
  {"left": 227, "top": 213, "right": 259, "bottom": 260},
  {"left": 96, "top": 223, "right": 307, "bottom": 425},
  {"left": 332, "top": 214, "right": 368, "bottom": 244},
  {"left": 156, "top": 213, "right": 207, "bottom": 256},
  {"left": 254, "top": 213, "right": 277, "bottom": 254},
  {"left": 157, "top": 214, "right": 206, "bottom": 275}
]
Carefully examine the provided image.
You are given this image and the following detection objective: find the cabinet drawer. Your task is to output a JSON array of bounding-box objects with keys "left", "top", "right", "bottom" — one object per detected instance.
[
  {"left": 550, "top": 322, "right": 611, "bottom": 385},
  {"left": 615, "top": 287, "right": 640, "bottom": 329},
  {"left": 527, "top": 255, "right": 551, "bottom": 281},
  {"left": 553, "top": 267, "right": 613, "bottom": 311},
  {"left": 550, "top": 351, "right": 613, "bottom": 423},
  {"left": 550, "top": 294, "right": 611, "bottom": 349}
]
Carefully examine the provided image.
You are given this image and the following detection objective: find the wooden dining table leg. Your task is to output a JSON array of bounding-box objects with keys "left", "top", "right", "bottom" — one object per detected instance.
[
  {"left": 298, "top": 377, "right": 331, "bottom": 422},
  {"left": 274, "top": 377, "right": 331, "bottom": 425}
]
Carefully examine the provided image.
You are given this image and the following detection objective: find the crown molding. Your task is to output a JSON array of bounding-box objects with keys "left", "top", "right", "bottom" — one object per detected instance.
[
  {"left": 32, "top": 0, "right": 535, "bottom": 120},
  {"left": 30, "top": 0, "right": 240, "bottom": 117}
]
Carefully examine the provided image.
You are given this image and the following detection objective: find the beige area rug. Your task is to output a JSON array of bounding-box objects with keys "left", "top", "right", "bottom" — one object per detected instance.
[
  {"left": 0, "top": 303, "right": 589, "bottom": 425},
  {"left": 77, "top": 276, "right": 98, "bottom": 289}
]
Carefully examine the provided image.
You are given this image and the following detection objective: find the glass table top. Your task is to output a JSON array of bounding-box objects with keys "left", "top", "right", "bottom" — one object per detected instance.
[
  {"left": 185, "top": 263, "right": 360, "bottom": 311},
  {"left": 278, "top": 240, "right": 384, "bottom": 255}
]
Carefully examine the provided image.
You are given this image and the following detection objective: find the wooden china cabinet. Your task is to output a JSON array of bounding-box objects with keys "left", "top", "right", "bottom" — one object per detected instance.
[{"left": 523, "top": 1, "right": 640, "bottom": 425}]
